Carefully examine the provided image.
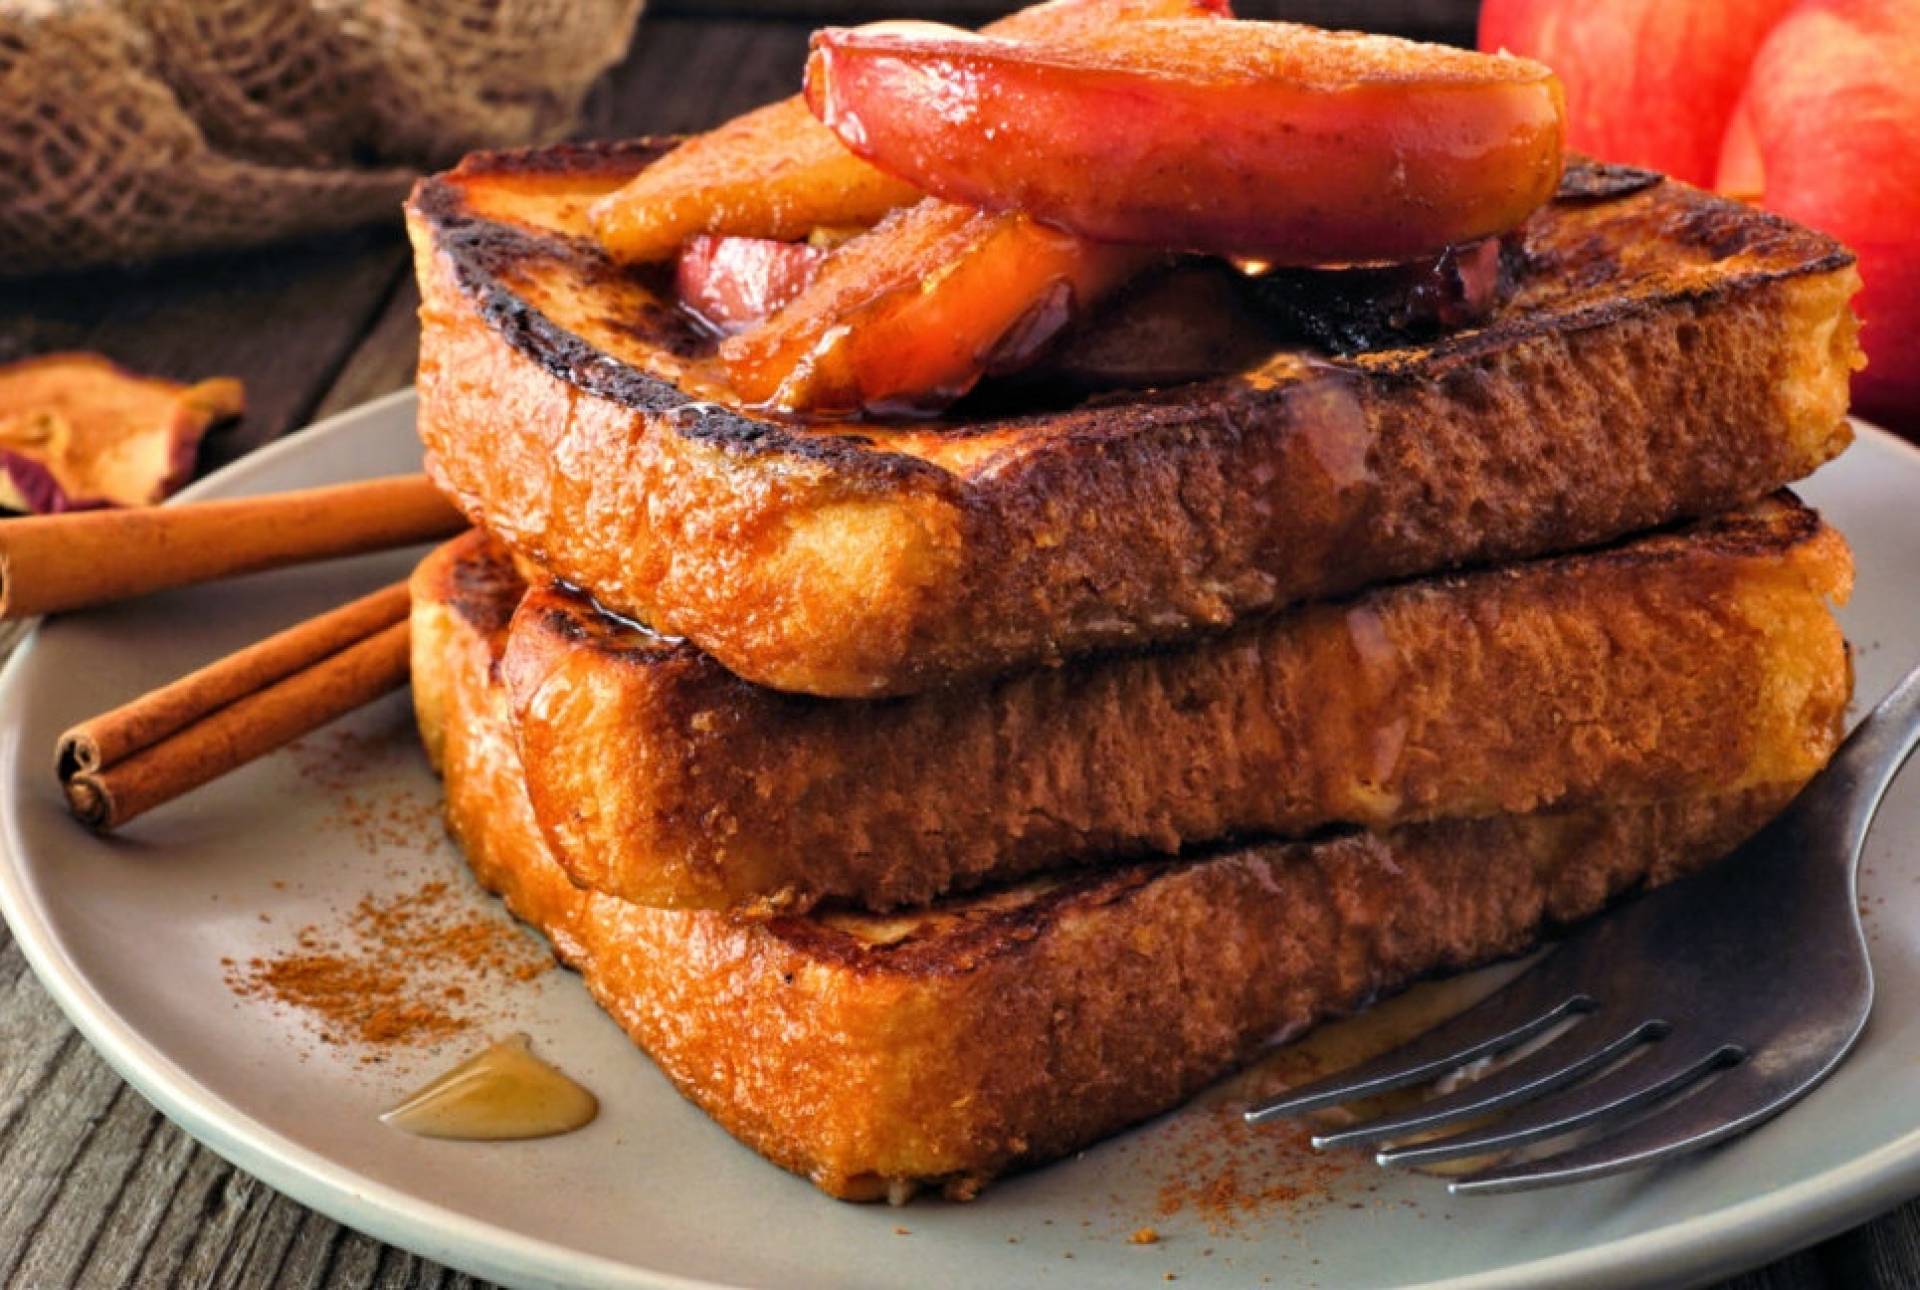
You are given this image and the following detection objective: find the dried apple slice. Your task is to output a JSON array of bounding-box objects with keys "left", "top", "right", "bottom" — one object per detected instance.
[
  {"left": 720, "top": 201, "right": 1152, "bottom": 416},
  {"left": 806, "top": 20, "right": 1565, "bottom": 264},
  {"left": 0, "top": 353, "right": 243, "bottom": 513},
  {"left": 588, "top": 0, "right": 1228, "bottom": 263}
]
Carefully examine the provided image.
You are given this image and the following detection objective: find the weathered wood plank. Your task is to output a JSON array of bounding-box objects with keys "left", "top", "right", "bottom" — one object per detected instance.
[
  {"left": 0, "top": 230, "right": 411, "bottom": 477},
  {"left": 0, "top": 1034, "right": 129, "bottom": 1284},
  {"left": 126, "top": 1139, "right": 276, "bottom": 1287},
  {"left": 194, "top": 1160, "right": 306, "bottom": 1286},
  {"left": 581, "top": 17, "right": 818, "bottom": 137},
  {"left": 320, "top": 1228, "right": 389, "bottom": 1288},
  {"left": 215, "top": 1188, "right": 338, "bottom": 1287},
  {"left": 0, "top": 944, "right": 84, "bottom": 1145},
  {"left": 309, "top": 276, "right": 423, "bottom": 427},
  {"left": 268, "top": 1209, "right": 353, "bottom": 1289},
  {"left": 1714, "top": 1248, "right": 1832, "bottom": 1290},
  {"left": 1820, "top": 1197, "right": 1920, "bottom": 1288},
  {"left": 0, "top": 931, "right": 29, "bottom": 997},
  {"left": 9, "top": 1080, "right": 160, "bottom": 1288},
  {"left": 63, "top": 1091, "right": 204, "bottom": 1288}
]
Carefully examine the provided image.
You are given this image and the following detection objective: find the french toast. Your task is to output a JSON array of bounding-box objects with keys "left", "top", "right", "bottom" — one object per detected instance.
[
  {"left": 413, "top": 530, "right": 1819, "bottom": 1201},
  {"left": 407, "top": 145, "right": 1859, "bottom": 697},
  {"left": 499, "top": 496, "right": 1852, "bottom": 912}
]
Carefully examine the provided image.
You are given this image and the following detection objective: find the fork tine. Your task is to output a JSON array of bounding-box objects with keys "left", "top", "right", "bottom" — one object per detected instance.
[
  {"left": 1446, "top": 1060, "right": 1790, "bottom": 1194},
  {"left": 1375, "top": 1040, "right": 1740, "bottom": 1167},
  {"left": 1244, "top": 966, "right": 1594, "bottom": 1125},
  {"left": 1311, "top": 1015, "right": 1660, "bottom": 1150}
]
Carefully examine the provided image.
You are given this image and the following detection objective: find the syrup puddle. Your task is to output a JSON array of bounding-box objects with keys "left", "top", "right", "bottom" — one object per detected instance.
[{"left": 381, "top": 1033, "right": 598, "bottom": 1141}]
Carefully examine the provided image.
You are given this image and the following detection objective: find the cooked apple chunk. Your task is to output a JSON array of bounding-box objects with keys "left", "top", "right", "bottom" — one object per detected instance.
[
  {"left": 591, "top": 98, "right": 918, "bottom": 266},
  {"left": 806, "top": 20, "right": 1565, "bottom": 263},
  {"left": 720, "top": 201, "right": 1152, "bottom": 416},
  {"left": 677, "top": 235, "right": 829, "bottom": 334},
  {"left": 588, "top": 0, "right": 1228, "bottom": 263}
]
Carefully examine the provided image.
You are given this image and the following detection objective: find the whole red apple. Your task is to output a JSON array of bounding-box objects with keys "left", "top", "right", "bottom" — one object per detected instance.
[
  {"left": 1478, "top": 0, "right": 1797, "bottom": 186},
  {"left": 1719, "top": 0, "right": 1920, "bottom": 430}
]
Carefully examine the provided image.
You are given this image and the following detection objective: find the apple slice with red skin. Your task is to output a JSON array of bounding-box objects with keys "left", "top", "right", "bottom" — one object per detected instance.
[
  {"left": 677, "top": 236, "right": 829, "bottom": 334},
  {"left": 1480, "top": 0, "right": 1797, "bottom": 187},
  {"left": 589, "top": 0, "right": 1227, "bottom": 264},
  {"left": 0, "top": 354, "right": 243, "bottom": 513},
  {"left": 720, "top": 201, "right": 1154, "bottom": 416},
  {"left": 715, "top": 0, "right": 1231, "bottom": 414},
  {"left": 1716, "top": 0, "right": 1920, "bottom": 428},
  {"left": 805, "top": 20, "right": 1564, "bottom": 264}
]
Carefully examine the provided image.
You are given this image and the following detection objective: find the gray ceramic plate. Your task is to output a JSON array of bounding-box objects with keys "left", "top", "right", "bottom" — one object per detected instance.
[{"left": 1, "top": 391, "right": 1916, "bottom": 1290}]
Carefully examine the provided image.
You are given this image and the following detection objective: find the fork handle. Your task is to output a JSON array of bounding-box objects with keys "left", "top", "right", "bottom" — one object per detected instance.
[{"left": 1809, "top": 660, "right": 1920, "bottom": 865}]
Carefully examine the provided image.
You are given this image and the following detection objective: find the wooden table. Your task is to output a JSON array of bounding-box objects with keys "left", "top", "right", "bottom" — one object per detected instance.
[{"left": 0, "top": 6, "right": 1914, "bottom": 1287}]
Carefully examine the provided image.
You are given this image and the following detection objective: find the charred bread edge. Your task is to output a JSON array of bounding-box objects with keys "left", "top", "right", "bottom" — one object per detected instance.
[{"left": 406, "top": 144, "right": 1854, "bottom": 486}]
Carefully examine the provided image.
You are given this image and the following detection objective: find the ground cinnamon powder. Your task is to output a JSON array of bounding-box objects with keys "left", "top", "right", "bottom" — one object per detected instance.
[
  {"left": 291, "top": 724, "right": 444, "bottom": 855},
  {"left": 1146, "top": 1110, "right": 1342, "bottom": 1233},
  {"left": 224, "top": 880, "right": 552, "bottom": 1056}
]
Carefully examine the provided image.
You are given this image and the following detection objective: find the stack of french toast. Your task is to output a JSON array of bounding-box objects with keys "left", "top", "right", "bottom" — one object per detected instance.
[{"left": 403, "top": 0, "right": 1863, "bottom": 1202}]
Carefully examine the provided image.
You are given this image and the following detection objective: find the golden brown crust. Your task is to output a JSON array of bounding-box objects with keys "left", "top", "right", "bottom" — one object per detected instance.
[
  {"left": 491, "top": 497, "right": 1851, "bottom": 911},
  {"left": 412, "top": 533, "right": 1812, "bottom": 1200},
  {"left": 407, "top": 145, "right": 1859, "bottom": 697}
]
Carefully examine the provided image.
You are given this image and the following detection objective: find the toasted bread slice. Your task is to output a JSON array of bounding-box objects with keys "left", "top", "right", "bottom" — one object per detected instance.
[
  {"left": 407, "top": 146, "right": 1858, "bottom": 697},
  {"left": 413, "top": 532, "right": 1810, "bottom": 1201},
  {"left": 495, "top": 497, "right": 1849, "bottom": 912}
]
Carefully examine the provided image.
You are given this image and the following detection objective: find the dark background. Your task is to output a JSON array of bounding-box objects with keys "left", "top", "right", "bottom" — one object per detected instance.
[
  {"left": 0, "top": 4, "right": 1913, "bottom": 1288},
  {"left": 655, "top": 0, "right": 1477, "bottom": 38}
]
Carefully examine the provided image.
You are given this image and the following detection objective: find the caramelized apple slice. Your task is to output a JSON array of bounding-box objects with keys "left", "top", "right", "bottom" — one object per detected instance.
[
  {"left": 677, "top": 235, "right": 828, "bottom": 334},
  {"left": 588, "top": 0, "right": 1228, "bottom": 263},
  {"left": 721, "top": 201, "right": 1153, "bottom": 416},
  {"left": 807, "top": 21, "right": 1565, "bottom": 263},
  {"left": 592, "top": 99, "right": 917, "bottom": 265}
]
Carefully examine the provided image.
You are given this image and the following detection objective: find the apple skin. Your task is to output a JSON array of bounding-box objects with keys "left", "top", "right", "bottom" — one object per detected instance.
[
  {"left": 808, "top": 21, "right": 1564, "bottom": 263},
  {"left": 1479, "top": 0, "right": 1798, "bottom": 186},
  {"left": 1846, "top": 245, "right": 1920, "bottom": 432},
  {"left": 1719, "top": 0, "right": 1920, "bottom": 429},
  {"left": 0, "top": 355, "right": 243, "bottom": 513},
  {"left": 588, "top": 0, "right": 1228, "bottom": 263},
  {"left": 720, "top": 201, "right": 1151, "bottom": 416},
  {"left": 712, "top": 0, "right": 1231, "bottom": 415},
  {"left": 676, "top": 236, "right": 828, "bottom": 335}
]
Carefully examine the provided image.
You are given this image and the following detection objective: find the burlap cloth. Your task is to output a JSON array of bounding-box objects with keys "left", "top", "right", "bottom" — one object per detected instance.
[{"left": 0, "top": 0, "right": 645, "bottom": 275}]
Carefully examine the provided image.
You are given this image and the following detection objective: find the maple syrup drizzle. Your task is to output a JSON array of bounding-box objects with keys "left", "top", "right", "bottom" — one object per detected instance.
[{"left": 380, "top": 1034, "right": 598, "bottom": 1141}]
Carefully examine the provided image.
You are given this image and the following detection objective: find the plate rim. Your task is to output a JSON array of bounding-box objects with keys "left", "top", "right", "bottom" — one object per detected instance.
[{"left": 0, "top": 390, "right": 1916, "bottom": 1290}]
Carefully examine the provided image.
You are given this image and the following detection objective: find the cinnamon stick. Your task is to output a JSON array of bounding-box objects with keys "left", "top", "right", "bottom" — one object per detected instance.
[
  {"left": 58, "top": 583, "right": 413, "bottom": 832},
  {"left": 0, "top": 474, "right": 463, "bottom": 620}
]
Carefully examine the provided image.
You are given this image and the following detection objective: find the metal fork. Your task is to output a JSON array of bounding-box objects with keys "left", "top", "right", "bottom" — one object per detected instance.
[{"left": 1246, "top": 661, "right": 1920, "bottom": 1194}]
